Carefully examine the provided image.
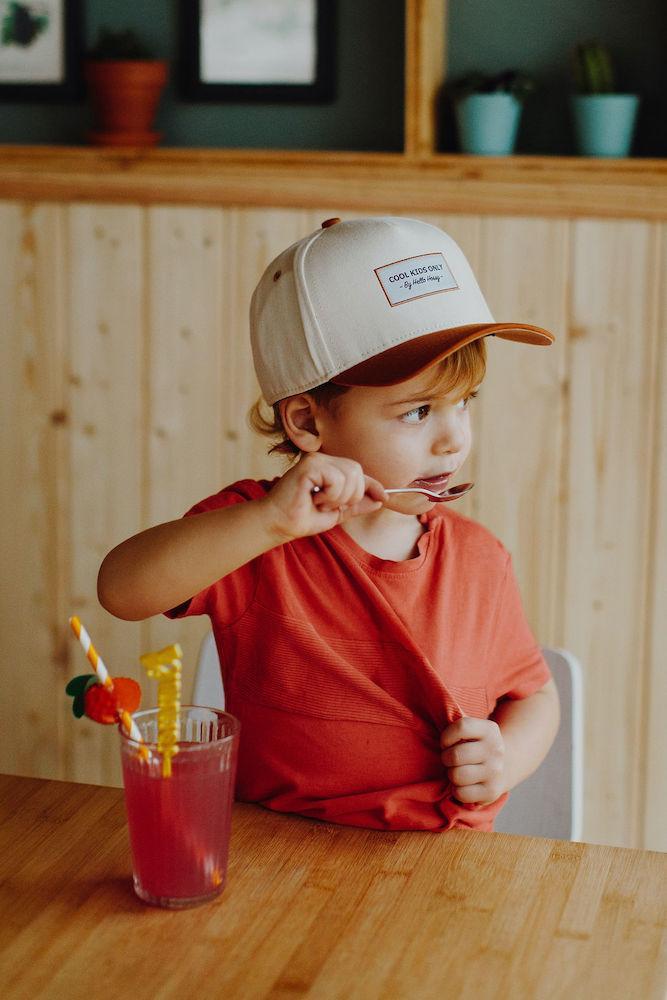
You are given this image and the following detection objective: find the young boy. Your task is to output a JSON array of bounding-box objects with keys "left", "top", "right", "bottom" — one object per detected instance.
[{"left": 98, "top": 216, "right": 560, "bottom": 832}]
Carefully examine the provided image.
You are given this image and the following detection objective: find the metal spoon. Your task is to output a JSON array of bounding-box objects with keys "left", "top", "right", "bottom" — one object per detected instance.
[
  {"left": 311, "top": 481, "right": 474, "bottom": 503},
  {"left": 384, "top": 481, "right": 474, "bottom": 502}
]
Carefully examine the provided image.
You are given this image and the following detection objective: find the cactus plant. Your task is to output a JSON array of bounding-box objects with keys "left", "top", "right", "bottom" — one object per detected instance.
[
  {"left": 572, "top": 42, "right": 616, "bottom": 94},
  {"left": 570, "top": 40, "right": 639, "bottom": 156}
]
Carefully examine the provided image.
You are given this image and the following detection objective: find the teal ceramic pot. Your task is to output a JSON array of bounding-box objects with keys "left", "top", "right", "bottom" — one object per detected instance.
[
  {"left": 455, "top": 93, "right": 522, "bottom": 156},
  {"left": 571, "top": 94, "right": 640, "bottom": 157}
]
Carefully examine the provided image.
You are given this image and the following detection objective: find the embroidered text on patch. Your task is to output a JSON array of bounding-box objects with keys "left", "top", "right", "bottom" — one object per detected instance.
[{"left": 374, "top": 253, "right": 458, "bottom": 306}]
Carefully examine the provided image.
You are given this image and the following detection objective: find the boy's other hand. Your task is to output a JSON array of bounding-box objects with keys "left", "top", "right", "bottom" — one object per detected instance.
[
  {"left": 440, "top": 717, "right": 507, "bottom": 806},
  {"left": 262, "top": 453, "right": 387, "bottom": 542}
]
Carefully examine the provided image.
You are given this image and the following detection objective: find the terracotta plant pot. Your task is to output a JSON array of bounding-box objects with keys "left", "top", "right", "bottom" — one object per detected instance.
[{"left": 85, "top": 60, "right": 168, "bottom": 147}]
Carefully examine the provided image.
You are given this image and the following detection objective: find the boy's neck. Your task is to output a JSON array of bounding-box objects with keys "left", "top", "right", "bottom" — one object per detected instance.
[{"left": 340, "top": 509, "right": 426, "bottom": 562}]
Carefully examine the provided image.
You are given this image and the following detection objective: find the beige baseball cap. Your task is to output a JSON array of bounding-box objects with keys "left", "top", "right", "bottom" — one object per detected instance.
[{"left": 250, "top": 216, "right": 554, "bottom": 405}]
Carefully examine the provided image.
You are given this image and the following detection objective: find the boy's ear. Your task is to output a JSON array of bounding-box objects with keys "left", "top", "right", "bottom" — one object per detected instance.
[{"left": 279, "top": 395, "right": 322, "bottom": 453}]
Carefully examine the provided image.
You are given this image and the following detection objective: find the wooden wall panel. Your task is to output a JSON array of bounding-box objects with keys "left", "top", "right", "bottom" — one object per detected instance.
[
  {"left": 1, "top": 198, "right": 664, "bottom": 848},
  {"left": 474, "top": 217, "right": 568, "bottom": 646},
  {"left": 142, "top": 207, "right": 226, "bottom": 703},
  {"left": 0, "top": 202, "right": 68, "bottom": 780},
  {"left": 643, "top": 223, "right": 667, "bottom": 852},
  {"left": 65, "top": 205, "right": 144, "bottom": 786},
  {"left": 219, "top": 207, "right": 310, "bottom": 484},
  {"left": 563, "top": 220, "right": 660, "bottom": 847},
  {"left": 422, "top": 215, "right": 482, "bottom": 523},
  {"left": 143, "top": 207, "right": 308, "bottom": 701}
]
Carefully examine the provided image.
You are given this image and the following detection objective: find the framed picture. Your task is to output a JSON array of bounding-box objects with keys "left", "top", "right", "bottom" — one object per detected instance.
[
  {"left": 0, "top": 0, "right": 82, "bottom": 100},
  {"left": 180, "top": 0, "right": 335, "bottom": 103}
]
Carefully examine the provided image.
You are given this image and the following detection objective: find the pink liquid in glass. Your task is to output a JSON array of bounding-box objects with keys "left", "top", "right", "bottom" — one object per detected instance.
[{"left": 121, "top": 708, "right": 239, "bottom": 907}]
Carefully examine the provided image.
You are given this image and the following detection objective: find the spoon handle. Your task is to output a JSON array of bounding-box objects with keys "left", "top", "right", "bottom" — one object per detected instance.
[
  {"left": 385, "top": 482, "right": 474, "bottom": 501},
  {"left": 311, "top": 482, "right": 474, "bottom": 502}
]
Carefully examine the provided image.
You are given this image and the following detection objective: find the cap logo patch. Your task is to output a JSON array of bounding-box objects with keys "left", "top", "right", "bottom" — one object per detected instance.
[{"left": 374, "top": 252, "right": 458, "bottom": 306}]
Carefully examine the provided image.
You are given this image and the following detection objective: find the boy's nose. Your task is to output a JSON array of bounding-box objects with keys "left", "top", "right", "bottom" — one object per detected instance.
[{"left": 433, "top": 419, "right": 466, "bottom": 455}]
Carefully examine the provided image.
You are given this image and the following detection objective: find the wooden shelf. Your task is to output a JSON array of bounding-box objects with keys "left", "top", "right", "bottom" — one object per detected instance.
[
  {"left": 0, "top": 145, "right": 664, "bottom": 219},
  {"left": 1, "top": 3, "right": 663, "bottom": 219}
]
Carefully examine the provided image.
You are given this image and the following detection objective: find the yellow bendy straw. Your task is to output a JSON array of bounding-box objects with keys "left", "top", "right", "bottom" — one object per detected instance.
[
  {"left": 68, "top": 615, "right": 148, "bottom": 758},
  {"left": 140, "top": 644, "right": 182, "bottom": 778}
]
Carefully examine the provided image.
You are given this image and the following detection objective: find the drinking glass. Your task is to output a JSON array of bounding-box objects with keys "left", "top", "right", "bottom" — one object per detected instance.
[{"left": 120, "top": 706, "right": 240, "bottom": 908}]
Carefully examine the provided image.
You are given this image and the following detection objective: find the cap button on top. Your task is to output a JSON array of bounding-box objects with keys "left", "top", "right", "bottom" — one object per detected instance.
[{"left": 321, "top": 217, "right": 341, "bottom": 229}]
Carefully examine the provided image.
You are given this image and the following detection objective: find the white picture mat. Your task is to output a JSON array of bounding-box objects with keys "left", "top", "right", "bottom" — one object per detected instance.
[
  {"left": 0, "top": 0, "right": 65, "bottom": 83},
  {"left": 201, "top": 0, "right": 317, "bottom": 85}
]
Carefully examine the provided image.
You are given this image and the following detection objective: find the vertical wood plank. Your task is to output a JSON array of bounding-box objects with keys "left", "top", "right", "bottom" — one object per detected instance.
[
  {"left": 564, "top": 219, "right": 659, "bottom": 847},
  {"left": 219, "top": 207, "right": 311, "bottom": 484},
  {"left": 143, "top": 207, "right": 226, "bottom": 696},
  {"left": 474, "top": 217, "right": 568, "bottom": 645},
  {"left": 145, "top": 208, "right": 311, "bottom": 697},
  {"left": 643, "top": 223, "right": 667, "bottom": 851},
  {"left": 0, "top": 202, "right": 68, "bottom": 780},
  {"left": 66, "top": 205, "right": 144, "bottom": 786},
  {"left": 422, "top": 214, "right": 482, "bottom": 522},
  {"left": 404, "top": 0, "right": 447, "bottom": 158}
]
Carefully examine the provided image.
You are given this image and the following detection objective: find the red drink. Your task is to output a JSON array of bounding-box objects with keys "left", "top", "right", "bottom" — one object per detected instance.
[{"left": 120, "top": 707, "right": 239, "bottom": 908}]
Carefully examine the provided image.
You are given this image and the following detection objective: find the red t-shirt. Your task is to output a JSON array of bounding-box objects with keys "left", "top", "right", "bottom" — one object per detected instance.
[{"left": 169, "top": 478, "right": 551, "bottom": 831}]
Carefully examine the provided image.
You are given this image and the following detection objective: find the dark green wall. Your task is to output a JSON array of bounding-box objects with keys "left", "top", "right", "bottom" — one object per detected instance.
[{"left": 0, "top": 0, "right": 664, "bottom": 156}]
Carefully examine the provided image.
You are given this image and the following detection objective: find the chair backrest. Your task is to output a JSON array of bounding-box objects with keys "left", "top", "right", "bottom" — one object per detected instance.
[
  {"left": 494, "top": 647, "right": 584, "bottom": 841},
  {"left": 193, "top": 634, "right": 583, "bottom": 840},
  {"left": 192, "top": 630, "right": 225, "bottom": 709}
]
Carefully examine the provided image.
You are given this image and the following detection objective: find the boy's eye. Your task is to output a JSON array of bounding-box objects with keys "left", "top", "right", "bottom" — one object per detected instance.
[
  {"left": 401, "top": 404, "right": 431, "bottom": 424},
  {"left": 457, "top": 390, "right": 479, "bottom": 410}
]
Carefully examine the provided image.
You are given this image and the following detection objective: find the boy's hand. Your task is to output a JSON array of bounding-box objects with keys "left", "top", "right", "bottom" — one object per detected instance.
[
  {"left": 262, "top": 453, "right": 387, "bottom": 542},
  {"left": 440, "top": 717, "right": 507, "bottom": 806}
]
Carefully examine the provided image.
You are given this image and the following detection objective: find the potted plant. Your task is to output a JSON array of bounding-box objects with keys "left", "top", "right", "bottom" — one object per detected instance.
[
  {"left": 570, "top": 42, "right": 639, "bottom": 157},
  {"left": 450, "top": 70, "right": 535, "bottom": 156},
  {"left": 85, "top": 28, "right": 168, "bottom": 147}
]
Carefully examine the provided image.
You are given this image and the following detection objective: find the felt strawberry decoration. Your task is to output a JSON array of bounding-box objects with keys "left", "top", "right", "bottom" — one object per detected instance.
[{"left": 65, "top": 674, "right": 141, "bottom": 724}]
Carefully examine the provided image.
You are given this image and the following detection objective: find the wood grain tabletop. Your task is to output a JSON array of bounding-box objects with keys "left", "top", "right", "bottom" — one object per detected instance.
[{"left": 0, "top": 774, "right": 665, "bottom": 999}]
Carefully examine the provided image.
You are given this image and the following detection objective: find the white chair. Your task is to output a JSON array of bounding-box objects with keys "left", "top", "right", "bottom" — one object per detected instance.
[
  {"left": 192, "top": 630, "right": 225, "bottom": 709},
  {"left": 494, "top": 647, "right": 584, "bottom": 841},
  {"left": 193, "top": 635, "right": 583, "bottom": 841}
]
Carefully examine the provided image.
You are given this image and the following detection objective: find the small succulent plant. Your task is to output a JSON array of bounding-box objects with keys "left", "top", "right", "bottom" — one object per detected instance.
[
  {"left": 87, "top": 27, "right": 154, "bottom": 60},
  {"left": 572, "top": 41, "right": 616, "bottom": 94},
  {"left": 451, "top": 70, "right": 535, "bottom": 102}
]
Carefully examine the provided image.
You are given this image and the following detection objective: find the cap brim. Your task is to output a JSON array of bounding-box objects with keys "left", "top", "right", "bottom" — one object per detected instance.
[{"left": 332, "top": 323, "right": 555, "bottom": 388}]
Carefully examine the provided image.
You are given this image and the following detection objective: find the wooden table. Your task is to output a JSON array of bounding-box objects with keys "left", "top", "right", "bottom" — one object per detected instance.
[{"left": 0, "top": 775, "right": 665, "bottom": 999}]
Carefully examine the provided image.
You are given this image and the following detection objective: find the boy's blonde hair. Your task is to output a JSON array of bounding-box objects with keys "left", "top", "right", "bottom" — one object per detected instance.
[{"left": 249, "top": 338, "right": 486, "bottom": 459}]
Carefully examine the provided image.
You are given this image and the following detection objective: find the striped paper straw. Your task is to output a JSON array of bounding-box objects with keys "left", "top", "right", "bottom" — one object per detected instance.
[{"left": 68, "top": 615, "right": 147, "bottom": 753}]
